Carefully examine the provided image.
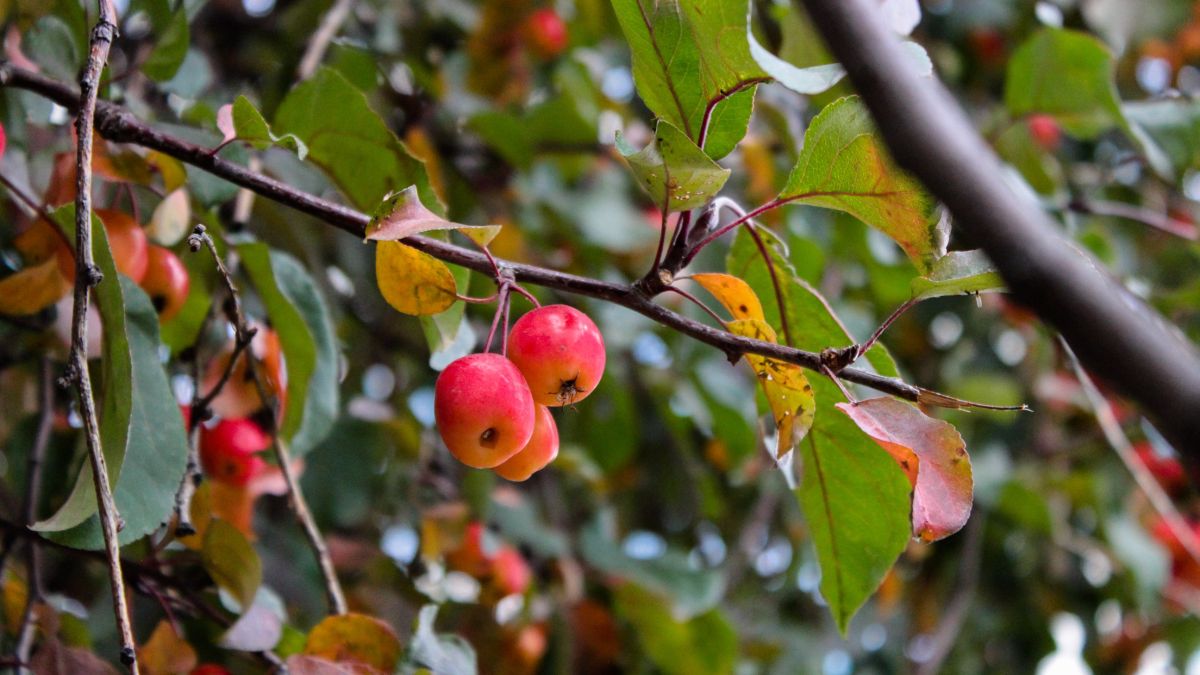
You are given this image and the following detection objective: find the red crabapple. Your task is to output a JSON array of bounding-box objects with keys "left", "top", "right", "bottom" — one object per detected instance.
[
  {"left": 435, "top": 353, "right": 536, "bottom": 468},
  {"left": 491, "top": 546, "right": 532, "bottom": 597},
  {"left": 139, "top": 245, "right": 191, "bottom": 321},
  {"left": 1027, "top": 114, "right": 1062, "bottom": 152},
  {"left": 494, "top": 404, "right": 559, "bottom": 481},
  {"left": 56, "top": 209, "right": 149, "bottom": 284},
  {"left": 199, "top": 418, "right": 270, "bottom": 486},
  {"left": 524, "top": 8, "right": 568, "bottom": 59},
  {"left": 508, "top": 305, "right": 605, "bottom": 406}
]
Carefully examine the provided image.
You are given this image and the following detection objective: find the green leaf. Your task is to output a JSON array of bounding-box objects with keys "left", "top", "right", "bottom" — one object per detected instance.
[
  {"left": 726, "top": 229, "right": 911, "bottom": 632},
  {"left": 202, "top": 519, "right": 262, "bottom": 608},
  {"left": 910, "top": 249, "right": 1005, "bottom": 300},
  {"left": 219, "top": 96, "right": 308, "bottom": 160},
  {"left": 401, "top": 605, "right": 478, "bottom": 675},
  {"left": 34, "top": 210, "right": 134, "bottom": 534},
  {"left": 239, "top": 244, "right": 340, "bottom": 457},
  {"left": 611, "top": 0, "right": 766, "bottom": 159},
  {"left": 45, "top": 281, "right": 189, "bottom": 550},
  {"left": 143, "top": 8, "right": 190, "bottom": 81},
  {"left": 614, "top": 584, "right": 737, "bottom": 675},
  {"left": 25, "top": 16, "right": 81, "bottom": 83},
  {"left": 617, "top": 120, "right": 731, "bottom": 211},
  {"left": 779, "top": 97, "right": 943, "bottom": 272},
  {"left": 1004, "top": 29, "right": 1125, "bottom": 139},
  {"left": 274, "top": 67, "right": 439, "bottom": 213},
  {"left": 1125, "top": 98, "right": 1200, "bottom": 177}
]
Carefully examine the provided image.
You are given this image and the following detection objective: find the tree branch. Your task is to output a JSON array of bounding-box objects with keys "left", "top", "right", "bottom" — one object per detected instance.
[
  {"left": 797, "top": 0, "right": 1200, "bottom": 455},
  {"left": 0, "top": 63, "right": 998, "bottom": 409},
  {"left": 65, "top": 2, "right": 139, "bottom": 668}
]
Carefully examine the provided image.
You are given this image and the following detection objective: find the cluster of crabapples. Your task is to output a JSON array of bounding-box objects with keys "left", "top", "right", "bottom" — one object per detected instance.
[{"left": 434, "top": 304, "right": 605, "bottom": 481}]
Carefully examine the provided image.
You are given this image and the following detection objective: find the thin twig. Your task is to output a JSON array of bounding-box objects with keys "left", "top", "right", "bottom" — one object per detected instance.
[
  {"left": 296, "top": 0, "right": 356, "bottom": 80},
  {"left": 190, "top": 226, "right": 348, "bottom": 615},
  {"left": 66, "top": 1, "right": 139, "bottom": 668},
  {"left": 1068, "top": 198, "right": 1198, "bottom": 241},
  {"left": 0, "top": 65, "right": 1020, "bottom": 411},
  {"left": 172, "top": 301, "right": 220, "bottom": 537},
  {"left": 1062, "top": 339, "right": 1200, "bottom": 567},
  {"left": 12, "top": 358, "right": 53, "bottom": 672}
]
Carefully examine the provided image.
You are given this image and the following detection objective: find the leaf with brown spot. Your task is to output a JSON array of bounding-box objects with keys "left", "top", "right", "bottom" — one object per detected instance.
[
  {"left": 727, "top": 319, "right": 815, "bottom": 457},
  {"left": 836, "top": 397, "right": 973, "bottom": 542},
  {"left": 375, "top": 240, "right": 458, "bottom": 316},
  {"left": 304, "top": 613, "right": 402, "bottom": 672},
  {"left": 690, "top": 273, "right": 764, "bottom": 322}
]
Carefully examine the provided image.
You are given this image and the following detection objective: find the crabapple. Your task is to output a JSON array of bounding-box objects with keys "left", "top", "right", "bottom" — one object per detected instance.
[
  {"left": 190, "top": 666, "right": 232, "bottom": 675},
  {"left": 491, "top": 546, "right": 532, "bottom": 597},
  {"left": 1026, "top": 114, "right": 1061, "bottom": 152},
  {"left": 199, "top": 417, "right": 270, "bottom": 486},
  {"left": 524, "top": 9, "right": 568, "bottom": 59},
  {"left": 494, "top": 404, "right": 559, "bottom": 481},
  {"left": 56, "top": 208, "right": 149, "bottom": 284},
  {"left": 446, "top": 522, "right": 494, "bottom": 577},
  {"left": 435, "top": 353, "right": 536, "bottom": 468},
  {"left": 508, "top": 305, "right": 605, "bottom": 406},
  {"left": 139, "top": 245, "right": 190, "bottom": 321}
]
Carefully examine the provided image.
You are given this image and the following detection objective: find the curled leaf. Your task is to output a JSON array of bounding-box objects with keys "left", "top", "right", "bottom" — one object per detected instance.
[
  {"left": 375, "top": 240, "right": 458, "bottom": 316},
  {"left": 365, "top": 185, "right": 499, "bottom": 245},
  {"left": 727, "top": 319, "right": 815, "bottom": 457},
  {"left": 836, "top": 397, "right": 973, "bottom": 542}
]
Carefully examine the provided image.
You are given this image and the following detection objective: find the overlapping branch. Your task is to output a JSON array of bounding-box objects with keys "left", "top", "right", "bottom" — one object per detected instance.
[
  {"left": 799, "top": 0, "right": 1200, "bottom": 455},
  {"left": 0, "top": 63, "right": 961, "bottom": 406}
]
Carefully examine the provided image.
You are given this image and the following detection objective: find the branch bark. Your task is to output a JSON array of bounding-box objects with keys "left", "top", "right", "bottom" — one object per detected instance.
[
  {"left": 798, "top": 0, "right": 1200, "bottom": 455},
  {"left": 66, "top": 2, "right": 139, "bottom": 669},
  {"left": 0, "top": 64, "right": 953, "bottom": 407}
]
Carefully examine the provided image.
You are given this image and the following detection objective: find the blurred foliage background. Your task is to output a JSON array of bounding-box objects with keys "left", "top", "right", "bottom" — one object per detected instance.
[{"left": 3, "top": 0, "right": 1200, "bottom": 673}]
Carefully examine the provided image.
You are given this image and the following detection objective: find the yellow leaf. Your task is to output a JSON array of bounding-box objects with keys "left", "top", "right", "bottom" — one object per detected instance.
[
  {"left": 146, "top": 188, "right": 191, "bottom": 246},
  {"left": 728, "top": 319, "right": 816, "bottom": 457},
  {"left": 178, "top": 481, "right": 213, "bottom": 551},
  {"left": 3, "top": 574, "right": 27, "bottom": 634},
  {"left": 0, "top": 258, "right": 71, "bottom": 316},
  {"left": 304, "top": 613, "right": 402, "bottom": 672},
  {"left": 146, "top": 151, "right": 188, "bottom": 192},
  {"left": 138, "top": 620, "right": 198, "bottom": 675},
  {"left": 375, "top": 241, "right": 457, "bottom": 316},
  {"left": 691, "top": 273, "right": 765, "bottom": 321}
]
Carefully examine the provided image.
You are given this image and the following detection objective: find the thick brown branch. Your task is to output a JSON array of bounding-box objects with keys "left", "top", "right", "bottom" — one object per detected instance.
[
  {"left": 2, "top": 64, "right": 958, "bottom": 406},
  {"left": 798, "top": 0, "right": 1200, "bottom": 455},
  {"left": 66, "top": 2, "right": 139, "bottom": 669}
]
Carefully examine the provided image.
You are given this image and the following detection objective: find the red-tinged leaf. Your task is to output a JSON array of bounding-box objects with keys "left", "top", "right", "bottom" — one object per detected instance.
[
  {"left": 216, "top": 103, "right": 237, "bottom": 144},
  {"left": 285, "top": 655, "right": 371, "bottom": 675},
  {"left": 836, "top": 398, "right": 973, "bottom": 542},
  {"left": 139, "top": 619, "right": 197, "bottom": 675},
  {"left": 364, "top": 186, "right": 499, "bottom": 245},
  {"left": 304, "top": 613, "right": 402, "bottom": 672}
]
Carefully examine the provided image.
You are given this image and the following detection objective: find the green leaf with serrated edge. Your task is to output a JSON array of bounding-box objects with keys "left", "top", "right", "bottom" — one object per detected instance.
[
  {"left": 1005, "top": 29, "right": 1124, "bottom": 140},
  {"left": 34, "top": 209, "right": 133, "bottom": 534},
  {"left": 46, "top": 281, "right": 189, "bottom": 549},
  {"left": 779, "top": 97, "right": 942, "bottom": 272},
  {"left": 726, "top": 229, "right": 911, "bottom": 632},
  {"left": 239, "top": 244, "right": 340, "bottom": 458},
  {"left": 143, "top": 7, "right": 189, "bottom": 81},
  {"left": 617, "top": 121, "right": 731, "bottom": 211},
  {"left": 402, "top": 605, "right": 478, "bottom": 675},
  {"left": 612, "top": 0, "right": 766, "bottom": 159},
  {"left": 364, "top": 186, "right": 499, "bottom": 244},
  {"left": 202, "top": 519, "right": 262, "bottom": 608},
  {"left": 615, "top": 584, "right": 737, "bottom": 675},
  {"left": 221, "top": 96, "right": 308, "bottom": 160},
  {"left": 910, "top": 250, "right": 1005, "bottom": 300},
  {"left": 274, "top": 67, "right": 440, "bottom": 213}
]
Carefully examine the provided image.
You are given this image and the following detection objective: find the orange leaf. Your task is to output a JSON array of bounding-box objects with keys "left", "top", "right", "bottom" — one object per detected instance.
[
  {"left": 0, "top": 258, "right": 71, "bottom": 316},
  {"left": 836, "top": 397, "right": 973, "bottom": 542},
  {"left": 138, "top": 620, "right": 198, "bottom": 675},
  {"left": 304, "top": 613, "right": 402, "bottom": 673},
  {"left": 727, "top": 319, "right": 815, "bottom": 457}
]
